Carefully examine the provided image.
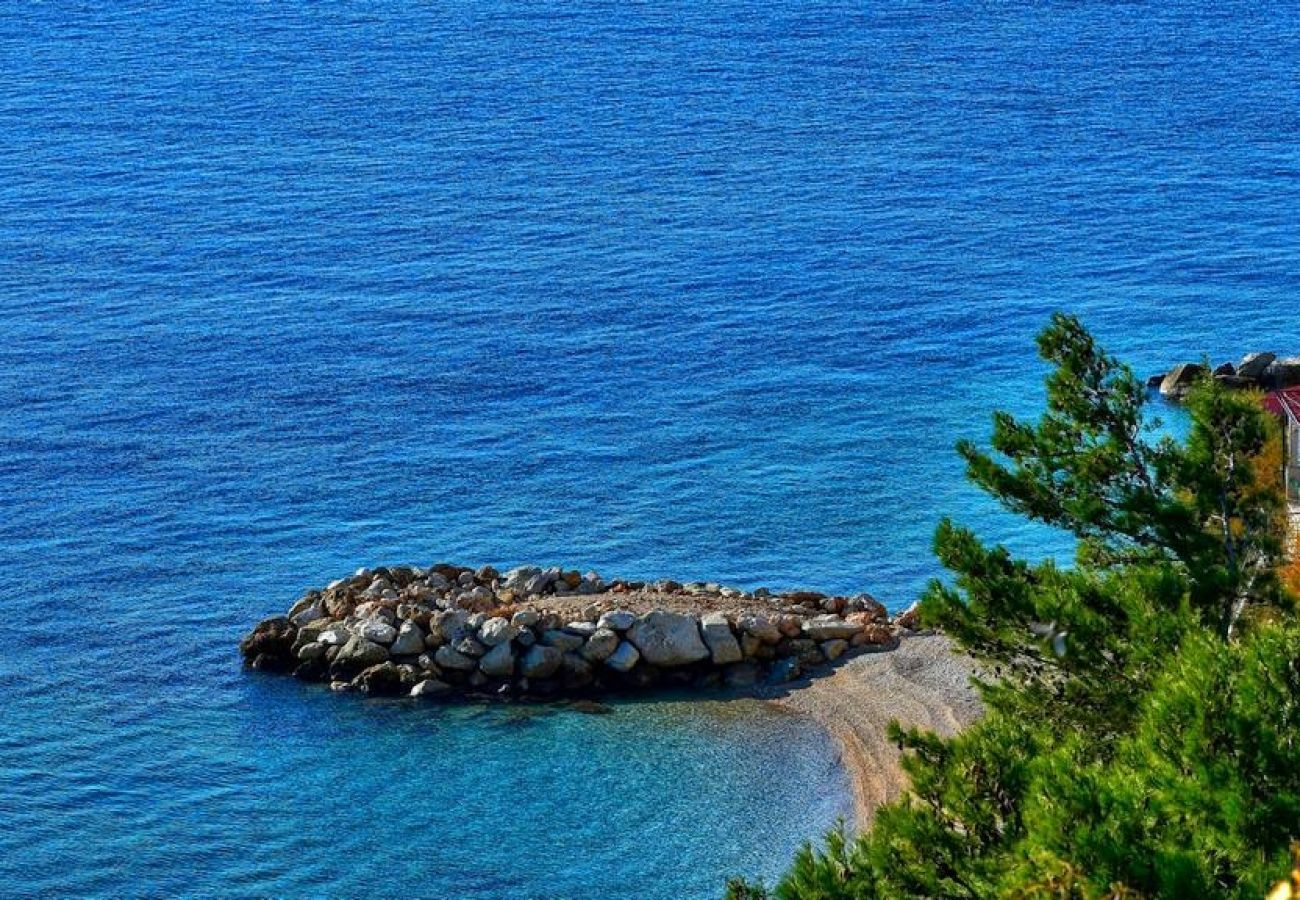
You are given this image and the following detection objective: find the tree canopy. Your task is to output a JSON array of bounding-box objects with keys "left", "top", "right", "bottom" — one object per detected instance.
[{"left": 729, "top": 314, "right": 1300, "bottom": 899}]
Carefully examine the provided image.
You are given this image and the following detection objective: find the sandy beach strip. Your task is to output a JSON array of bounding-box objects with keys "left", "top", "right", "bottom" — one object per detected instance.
[{"left": 771, "top": 634, "right": 983, "bottom": 827}]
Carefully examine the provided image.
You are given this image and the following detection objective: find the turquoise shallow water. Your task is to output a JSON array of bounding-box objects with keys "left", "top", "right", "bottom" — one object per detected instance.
[{"left": 1, "top": 1, "right": 1299, "bottom": 896}]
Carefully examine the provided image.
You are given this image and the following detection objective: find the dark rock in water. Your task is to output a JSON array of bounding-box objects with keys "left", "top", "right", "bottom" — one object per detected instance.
[
  {"left": 566, "top": 699, "right": 614, "bottom": 715},
  {"left": 1146, "top": 373, "right": 1164, "bottom": 389},
  {"left": 410, "top": 678, "right": 451, "bottom": 699},
  {"left": 293, "top": 656, "right": 329, "bottom": 681},
  {"left": 353, "top": 661, "right": 413, "bottom": 696},
  {"left": 1212, "top": 362, "right": 1236, "bottom": 377},
  {"left": 1159, "top": 363, "right": 1207, "bottom": 400},
  {"left": 766, "top": 657, "right": 802, "bottom": 684},
  {"left": 240, "top": 617, "right": 297, "bottom": 671},
  {"left": 1237, "top": 352, "right": 1276, "bottom": 381},
  {"left": 724, "top": 662, "right": 761, "bottom": 688}
]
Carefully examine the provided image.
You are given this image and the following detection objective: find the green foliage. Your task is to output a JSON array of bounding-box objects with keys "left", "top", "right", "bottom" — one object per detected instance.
[{"left": 738, "top": 315, "right": 1299, "bottom": 899}]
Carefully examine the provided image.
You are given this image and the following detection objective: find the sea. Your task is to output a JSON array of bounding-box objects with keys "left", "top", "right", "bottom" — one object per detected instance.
[{"left": 1, "top": 1, "right": 1297, "bottom": 897}]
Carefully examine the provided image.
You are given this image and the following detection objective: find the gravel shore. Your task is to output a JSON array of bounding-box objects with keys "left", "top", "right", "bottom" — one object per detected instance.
[{"left": 771, "top": 634, "right": 983, "bottom": 827}]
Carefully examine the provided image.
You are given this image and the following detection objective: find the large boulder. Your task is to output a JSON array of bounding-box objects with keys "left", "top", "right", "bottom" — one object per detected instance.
[
  {"left": 353, "top": 662, "right": 413, "bottom": 696},
  {"left": 478, "top": 641, "right": 515, "bottom": 679},
  {"left": 520, "top": 645, "right": 563, "bottom": 679},
  {"left": 434, "top": 645, "right": 477, "bottom": 671},
  {"left": 239, "top": 617, "right": 298, "bottom": 671},
  {"left": 318, "top": 625, "right": 350, "bottom": 647},
  {"left": 427, "top": 610, "right": 471, "bottom": 646},
  {"left": 802, "top": 615, "right": 859, "bottom": 641},
  {"left": 1237, "top": 352, "right": 1277, "bottom": 381},
  {"left": 1265, "top": 358, "right": 1300, "bottom": 390},
  {"left": 479, "top": 617, "right": 517, "bottom": 646},
  {"left": 389, "top": 621, "right": 426, "bottom": 656},
  {"left": 541, "top": 630, "right": 584, "bottom": 652},
  {"left": 580, "top": 628, "right": 620, "bottom": 662},
  {"left": 1159, "top": 363, "right": 1206, "bottom": 400},
  {"left": 737, "top": 614, "right": 781, "bottom": 645},
  {"left": 627, "top": 611, "right": 710, "bottom": 667},
  {"left": 330, "top": 636, "right": 390, "bottom": 680},
  {"left": 597, "top": 610, "right": 636, "bottom": 631},
  {"left": 700, "top": 613, "right": 743, "bottom": 665},
  {"left": 290, "top": 600, "right": 326, "bottom": 627}
]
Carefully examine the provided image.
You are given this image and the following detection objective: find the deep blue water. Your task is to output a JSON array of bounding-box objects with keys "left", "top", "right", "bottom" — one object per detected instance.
[{"left": 2, "top": 2, "right": 1299, "bottom": 897}]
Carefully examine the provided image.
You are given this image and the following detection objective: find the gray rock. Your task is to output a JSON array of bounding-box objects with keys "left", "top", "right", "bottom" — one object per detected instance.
[
  {"left": 604, "top": 641, "right": 641, "bottom": 673},
  {"left": 318, "top": 626, "right": 351, "bottom": 647},
  {"left": 1238, "top": 352, "right": 1277, "bottom": 381},
  {"left": 427, "top": 609, "right": 470, "bottom": 645},
  {"left": 580, "top": 628, "right": 620, "bottom": 662},
  {"left": 479, "top": 641, "right": 515, "bottom": 679},
  {"left": 336, "top": 636, "right": 389, "bottom": 669},
  {"left": 1159, "top": 362, "right": 1207, "bottom": 399},
  {"left": 516, "top": 629, "right": 536, "bottom": 647},
  {"left": 700, "top": 612, "right": 743, "bottom": 665},
  {"left": 503, "top": 566, "right": 541, "bottom": 591},
  {"left": 738, "top": 614, "right": 782, "bottom": 644},
  {"left": 453, "top": 636, "right": 487, "bottom": 658},
  {"left": 597, "top": 610, "right": 636, "bottom": 631},
  {"left": 627, "top": 611, "right": 710, "bottom": 667},
  {"left": 434, "top": 645, "right": 477, "bottom": 671},
  {"left": 541, "top": 630, "right": 585, "bottom": 652},
  {"left": 410, "top": 678, "right": 451, "bottom": 698},
  {"left": 389, "top": 621, "right": 426, "bottom": 656},
  {"left": 523, "top": 573, "right": 552, "bottom": 596},
  {"left": 358, "top": 619, "right": 398, "bottom": 645},
  {"left": 520, "top": 645, "right": 563, "bottom": 679},
  {"left": 802, "top": 615, "right": 859, "bottom": 641},
  {"left": 354, "top": 601, "right": 396, "bottom": 624},
  {"left": 564, "top": 621, "right": 598, "bottom": 637},
  {"left": 296, "top": 641, "right": 327, "bottom": 661},
  {"left": 511, "top": 609, "right": 540, "bottom": 629},
  {"left": 479, "top": 617, "right": 517, "bottom": 646},
  {"left": 290, "top": 601, "right": 326, "bottom": 627}
]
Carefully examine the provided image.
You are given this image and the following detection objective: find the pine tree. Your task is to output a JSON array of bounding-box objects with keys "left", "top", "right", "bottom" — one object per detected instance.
[{"left": 736, "top": 315, "right": 1300, "bottom": 899}]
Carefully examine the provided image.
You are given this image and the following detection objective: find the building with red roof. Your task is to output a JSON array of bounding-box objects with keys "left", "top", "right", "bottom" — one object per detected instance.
[{"left": 1263, "top": 387, "right": 1300, "bottom": 502}]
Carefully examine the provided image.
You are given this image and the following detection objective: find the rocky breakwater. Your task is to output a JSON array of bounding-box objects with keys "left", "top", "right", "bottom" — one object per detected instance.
[
  {"left": 239, "top": 564, "right": 905, "bottom": 700},
  {"left": 1152, "top": 351, "right": 1300, "bottom": 401}
]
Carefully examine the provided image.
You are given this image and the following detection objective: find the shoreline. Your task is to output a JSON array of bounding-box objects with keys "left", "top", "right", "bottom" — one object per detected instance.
[{"left": 770, "top": 634, "right": 982, "bottom": 827}]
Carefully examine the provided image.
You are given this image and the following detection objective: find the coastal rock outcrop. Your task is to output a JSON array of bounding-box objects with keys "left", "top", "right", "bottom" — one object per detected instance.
[
  {"left": 1150, "top": 350, "right": 1300, "bottom": 401},
  {"left": 240, "top": 562, "right": 907, "bottom": 702}
]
